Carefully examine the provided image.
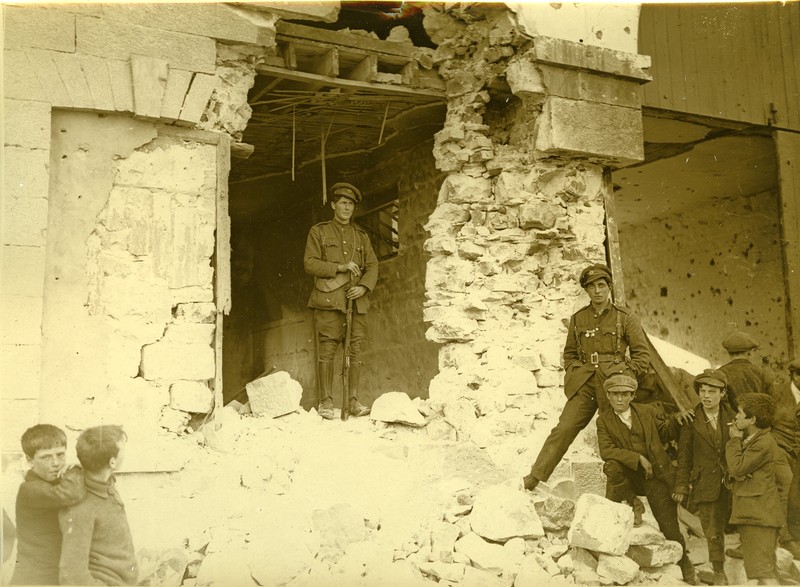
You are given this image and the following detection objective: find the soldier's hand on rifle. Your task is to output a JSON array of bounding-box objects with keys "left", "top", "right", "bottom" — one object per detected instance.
[
  {"left": 346, "top": 285, "right": 368, "bottom": 299},
  {"left": 338, "top": 261, "right": 361, "bottom": 277}
]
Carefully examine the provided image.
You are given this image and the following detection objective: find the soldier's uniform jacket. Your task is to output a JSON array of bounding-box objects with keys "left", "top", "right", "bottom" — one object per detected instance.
[
  {"left": 304, "top": 220, "right": 378, "bottom": 314},
  {"left": 563, "top": 302, "right": 650, "bottom": 398}
]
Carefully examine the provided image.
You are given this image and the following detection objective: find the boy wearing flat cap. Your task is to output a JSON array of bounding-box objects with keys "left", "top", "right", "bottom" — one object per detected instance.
[
  {"left": 597, "top": 374, "right": 696, "bottom": 584},
  {"left": 304, "top": 183, "right": 378, "bottom": 420},
  {"left": 673, "top": 369, "right": 735, "bottom": 584},
  {"left": 523, "top": 263, "right": 650, "bottom": 491},
  {"left": 718, "top": 331, "right": 774, "bottom": 412}
]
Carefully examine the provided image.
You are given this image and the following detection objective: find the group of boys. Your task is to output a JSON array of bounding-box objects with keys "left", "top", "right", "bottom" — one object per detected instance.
[
  {"left": 9, "top": 424, "right": 137, "bottom": 586},
  {"left": 524, "top": 263, "right": 800, "bottom": 586}
]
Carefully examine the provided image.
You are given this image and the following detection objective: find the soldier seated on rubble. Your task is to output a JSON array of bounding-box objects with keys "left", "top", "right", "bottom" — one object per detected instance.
[{"left": 597, "top": 374, "right": 697, "bottom": 585}]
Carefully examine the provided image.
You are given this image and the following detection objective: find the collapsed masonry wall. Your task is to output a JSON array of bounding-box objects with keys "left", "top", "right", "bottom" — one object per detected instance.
[
  {"left": 419, "top": 4, "right": 649, "bottom": 473},
  {"left": 227, "top": 139, "right": 443, "bottom": 409},
  {"left": 621, "top": 188, "right": 789, "bottom": 372}
]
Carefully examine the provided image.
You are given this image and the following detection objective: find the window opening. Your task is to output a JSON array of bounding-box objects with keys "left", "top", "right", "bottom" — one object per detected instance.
[{"left": 357, "top": 199, "right": 399, "bottom": 261}]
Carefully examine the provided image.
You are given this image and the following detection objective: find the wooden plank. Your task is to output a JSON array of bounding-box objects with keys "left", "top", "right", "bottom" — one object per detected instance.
[
  {"left": 277, "top": 20, "right": 414, "bottom": 59},
  {"left": 309, "top": 47, "right": 339, "bottom": 77},
  {"left": 343, "top": 54, "right": 377, "bottom": 82},
  {"left": 789, "top": 4, "right": 800, "bottom": 130},
  {"left": 777, "top": 4, "right": 800, "bottom": 131},
  {"left": 776, "top": 131, "right": 800, "bottom": 359},
  {"left": 677, "top": 7, "right": 698, "bottom": 116},
  {"left": 214, "top": 133, "right": 231, "bottom": 413},
  {"left": 665, "top": 7, "right": 687, "bottom": 112},
  {"left": 764, "top": 4, "right": 785, "bottom": 126},
  {"left": 717, "top": 8, "right": 739, "bottom": 122},
  {"left": 741, "top": 4, "right": 767, "bottom": 125},
  {"left": 254, "top": 64, "right": 444, "bottom": 98},
  {"left": 130, "top": 54, "right": 168, "bottom": 119},
  {"left": 401, "top": 61, "right": 418, "bottom": 87}
]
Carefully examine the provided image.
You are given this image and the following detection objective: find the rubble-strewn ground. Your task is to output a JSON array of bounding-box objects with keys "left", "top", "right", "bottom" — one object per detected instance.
[{"left": 4, "top": 403, "right": 798, "bottom": 586}]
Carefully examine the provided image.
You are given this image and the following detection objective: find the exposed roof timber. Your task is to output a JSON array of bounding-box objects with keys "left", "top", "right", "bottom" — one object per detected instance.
[{"left": 277, "top": 21, "right": 415, "bottom": 59}]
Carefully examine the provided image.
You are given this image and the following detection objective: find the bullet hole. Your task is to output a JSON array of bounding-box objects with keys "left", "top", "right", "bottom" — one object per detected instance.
[
  {"left": 624, "top": 26, "right": 631, "bottom": 33},
  {"left": 60, "top": 129, "right": 67, "bottom": 133},
  {"left": 687, "top": 273, "right": 692, "bottom": 278},
  {"left": 61, "top": 155, "right": 67, "bottom": 159},
  {"left": 689, "top": 258, "right": 695, "bottom": 264},
  {"left": 665, "top": 223, "right": 672, "bottom": 230},
  {"left": 709, "top": 258, "right": 715, "bottom": 266},
  {"left": 579, "top": 39, "right": 583, "bottom": 43},
  {"left": 660, "top": 287, "right": 668, "bottom": 297},
  {"left": 595, "top": 30, "right": 603, "bottom": 39},
  {"left": 726, "top": 297, "right": 733, "bottom": 306}
]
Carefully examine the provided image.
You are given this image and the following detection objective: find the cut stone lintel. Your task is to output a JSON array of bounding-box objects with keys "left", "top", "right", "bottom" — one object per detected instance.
[{"left": 531, "top": 35, "right": 652, "bottom": 83}]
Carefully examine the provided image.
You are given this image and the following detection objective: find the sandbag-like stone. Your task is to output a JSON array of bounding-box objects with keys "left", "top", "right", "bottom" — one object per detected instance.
[
  {"left": 626, "top": 541, "right": 683, "bottom": 567},
  {"left": 596, "top": 553, "right": 639, "bottom": 584},
  {"left": 568, "top": 493, "right": 633, "bottom": 555},
  {"left": 370, "top": 391, "right": 426, "bottom": 426},
  {"left": 469, "top": 484, "right": 545, "bottom": 542},
  {"left": 246, "top": 371, "right": 302, "bottom": 418},
  {"left": 533, "top": 495, "right": 575, "bottom": 531}
]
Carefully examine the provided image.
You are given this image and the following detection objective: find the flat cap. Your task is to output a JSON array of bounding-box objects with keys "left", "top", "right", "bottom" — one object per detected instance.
[
  {"left": 789, "top": 359, "right": 800, "bottom": 373},
  {"left": 603, "top": 374, "right": 638, "bottom": 393},
  {"left": 579, "top": 264, "right": 612, "bottom": 289},
  {"left": 330, "top": 182, "right": 361, "bottom": 204},
  {"left": 722, "top": 331, "right": 758, "bottom": 353},
  {"left": 693, "top": 368, "right": 728, "bottom": 391}
]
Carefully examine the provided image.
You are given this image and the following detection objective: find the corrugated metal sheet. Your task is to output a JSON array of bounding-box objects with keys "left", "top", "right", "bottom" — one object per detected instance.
[{"left": 639, "top": 3, "right": 800, "bottom": 131}]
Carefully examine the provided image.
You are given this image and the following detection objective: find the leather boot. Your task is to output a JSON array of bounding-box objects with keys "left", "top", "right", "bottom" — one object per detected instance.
[
  {"left": 348, "top": 361, "right": 370, "bottom": 417},
  {"left": 679, "top": 554, "right": 698, "bottom": 585},
  {"left": 712, "top": 561, "right": 728, "bottom": 585},
  {"left": 317, "top": 361, "right": 335, "bottom": 420}
]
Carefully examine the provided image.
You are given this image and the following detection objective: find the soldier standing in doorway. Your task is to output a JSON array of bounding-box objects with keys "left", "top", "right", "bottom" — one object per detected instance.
[
  {"left": 524, "top": 264, "right": 651, "bottom": 491},
  {"left": 304, "top": 183, "right": 378, "bottom": 420}
]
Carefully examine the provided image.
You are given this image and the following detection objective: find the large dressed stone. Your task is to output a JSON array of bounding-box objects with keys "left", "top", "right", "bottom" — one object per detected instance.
[
  {"left": 453, "top": 532, "right": 512, "bottom": 575},
  {"left": 370, "top": 392, "right": 426, "bottom": 427},
  {"left": 629, "top": 524, "right": 667, "bottom": 546},
  {"left": 246, "top": 371, "right": 302, "bottom": 418},
  {"left": 567, "top": 493, "right": 634, "bottom": 555},
  {"left": 469, "top": 484, "right": 545, "bottom": 542},
  {"left": 626, "top": 541, "right": 684, "bottom": 567},
  {"left": 169, "top": 381, "right": 213, "bottom": 413},
  {"left": 596, "top": 553, "right": 639, "bottom": 584}
]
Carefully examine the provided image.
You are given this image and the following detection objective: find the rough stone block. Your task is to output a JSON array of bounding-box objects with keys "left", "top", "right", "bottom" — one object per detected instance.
[
  {"left": 162, "top": 323, "right": 215, "bottom": 345},
  {"left": 533, "top": 495, "right": 575, "bottom": 531},
  {"left": 534, "top": 368, "right": 561, "bottom": 388},
  {"left": 1, "top": 245, "right": 46, "bottom": 297},
  {"left": 76, "top": 17, "right": 216, "bottom": 74},
  {"left": 160, "top": 68, "right": 193, "bottom": 121},
  {"left": 426, "top": 418, "right": 457, "bottom": 441},
  {"left": 169, "top": 381, "right": 213, "bottom": 413},
  {"left": 417, "top": 561, "right": 464, "bottom": 582},
  {"left": 536, "top": 96, "right": 644, "bottom": 166},
  {"left": 629, "top": 524, "right": 667, "bottom": 546},
  {"left": 4, "top": 146, "right": 50, "bottom": 202},
  {"left": 4, "top": 100, "right": 51, "bottom": 149},
  {"left": 245, "top": 2, "right": 338, "bottom": 22},
  {"left": 519, "top": 200, "right": 562, "bottom": 230},
  {"left": 426, "top": 313, "right": 478, "bottom": 344},
  {"left": 51, "top": 51, "right": 94, "bottom": 109},
  {"left": 454, "top": 532, "right": 512, "bottom": 575},
  {"left": 626, "top": 541, "right": 682, "bottom": 567},
  {"left": 469, "top": 484, "right": 545, "bottom": 542},
  {"left": 79, "top": 55, "right": 116, "bottom": 112},
  {"left": 2, "top": 196, "right": 48, "bottom": 247},
  {"left": 25, "top": 49, "right": 73, "bottom": 108},
  {"left": 370, "top": 391, "right": 425, "bottom": 426},
  {"left": 461, "top": 565, "right": 508, "bottom": 587},
  {"left": 174, "top": 302, "right": 216, "bottom": 324},
  {"left": 571, "top": 459, "right": 607, "bottom": 499},
  {"left": 567, "top": 493, "right": 634, "bottom": 555},
  {"left": 438, "top": 173, "right": 493, "bottom": 205},
  {"left": 4, "top": 6, "right": 76, "bottom": 52},
  {"left": 0, "top": 295, "right": 43, "bottom": 345},
  {"left": 0, "top": 344, "right": 41, "bottom": 400},
  {"left": 424, "top": 202, "right": 471, "bottom": 236},
  {"left": 430, "top": 521, "right": 461, "bottom": 563},
  {"left": 179, "top": 73, "right": 217, "bottom": 124},
  {"left": 596, "top": 553, "right": 639, "bottom": 584},
  {"left": 246, "top": 371, "right": 302, "bottom": 418},
  {"left": 3, "top": 50, "right": 45, "bottom": 102},
  {"left": 107, "top": 58, "right": 135, "bottom": 113},
  {"left": 140, "top": 342, "right": 215, "bottom": 381}
]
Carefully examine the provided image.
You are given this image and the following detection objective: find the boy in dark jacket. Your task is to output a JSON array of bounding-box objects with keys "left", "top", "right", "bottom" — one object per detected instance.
[
  {"left": 672, "top": 369, "right": 735, "bottom": 585},
  {"left": 726, "top": 393, "right": 785, "bottom": 584},
  {"left": 59, "top": 425, "right": 138, "bottom": 586},
  {"left": 597, "top": 374, "right": 696, "bottom": 585},
  {"left": 11, "top": 424, "right": 84, "bottom": 585}
]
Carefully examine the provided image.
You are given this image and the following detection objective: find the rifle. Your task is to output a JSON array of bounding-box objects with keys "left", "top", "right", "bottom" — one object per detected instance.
[{"left": 341, "top": 297, "right": 353, "bottom": 420}]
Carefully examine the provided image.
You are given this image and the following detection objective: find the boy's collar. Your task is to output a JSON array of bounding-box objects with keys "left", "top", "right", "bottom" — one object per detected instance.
[{"left": 84, "top": 473, "right": 115, "bottom": 498}]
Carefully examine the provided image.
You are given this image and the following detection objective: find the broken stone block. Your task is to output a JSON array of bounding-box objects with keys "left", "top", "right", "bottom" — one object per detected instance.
[
  {"left": 534, "top": 368, "right": 561, "bottom": 388},
  {"left": 312, "top": 503, "right": 367, "bottom": 559},
  {"left": 427, "top": 418, "right": 457, "bottom": 441},
  {"left": 567, "top": 493, "right": 634, "bottom": 555},
  {"left": 461, "top": 565, "right": 509, "bottom": 587},
  {"left": 629, "top": 523, "right": 666, "bottom": 546},
  {"left": 571, "top": 459, "right": 607, "bottom": 499},
  {"left": 519, "top": 200, "right": 562, "bottom": 230},
  {"left": 514, "top": 554, "right": 553, "bottom": 587},
  {"left": 174, "top": 302, "right": 216, "bottom": 323},
  {"left": 137, "top": 548, "right": 188, "bottom": 587},
  {"left": 426, "top": 314, "right": 479, "bottom": 343},
  {"left": 370, "top": 391, "right": 425, "bottom": 426},
  {"left": 159, "top": 406, "right": 190, "bottom": 433},
  {"left": 469, "top": 484, "right": 545, "bottom": 542},
  {"left": 777, "top": 547, "right": 794, "bottom": 574},
  {"left": 533, "top": 495, "right": 575, "bottom": 531},
  {"left": 430, "top": 521, "right": 460, "bottom": 563},
  {"left": 454, "top": 532, "right": 512, "bottom": 575},
  {"left": 169, "top": 381, "right": 213, "bottom": 413},
  {"left": 596, "top": 553, "right": 639, "bottom": 584},
  {"left": 626, "top": 541, "right": 682, "bottom": 567},
  {"left": 417, "top": 560, "right": 465, "bottom": 582},
  {"left": 246, "top": 371, "right": 302, "bottom": 418}
]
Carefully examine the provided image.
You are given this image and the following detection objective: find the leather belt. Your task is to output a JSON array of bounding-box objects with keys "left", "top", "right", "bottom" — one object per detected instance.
[{"left": 587, "top": 352, "right": 619, "bottom": 366}]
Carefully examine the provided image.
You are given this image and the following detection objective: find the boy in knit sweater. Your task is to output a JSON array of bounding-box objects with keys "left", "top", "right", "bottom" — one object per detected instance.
[
  {"left": 11, "top": 424, "right": 84, "bottom": 585},
  {"left": 59, "top": 425, "right": 138, "bottom": 586}
]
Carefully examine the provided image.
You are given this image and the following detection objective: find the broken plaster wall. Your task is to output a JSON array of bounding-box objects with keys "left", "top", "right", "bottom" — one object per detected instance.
[
  {"left": 420, "top": 4, "right": 648, "bottom": 470},
  {"left": 621, "top": 188, "right": 788, "bottom": 372},
  {"left": 41, "top": 111, "right": 218, "bottom": 441}
]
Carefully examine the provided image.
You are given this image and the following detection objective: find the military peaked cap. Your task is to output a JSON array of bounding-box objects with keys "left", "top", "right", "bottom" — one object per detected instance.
[
  {"left": 330, "top": 182, "right": 362, "bottom": 204},
  {"left": 603, "top": 374, "right": 638, "bottom": 393},
  {"left": 722, "top": 331, "right": 758, "bottom": 353},
  {"left": 579, "top": 264, "right": 612, "bottom": 289},
  {"left": 693, "top": 368, "right": 728, "bottom": 391}
]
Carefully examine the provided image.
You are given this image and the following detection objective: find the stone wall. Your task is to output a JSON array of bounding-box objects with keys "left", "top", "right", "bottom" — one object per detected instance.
[
  {"left": 419, "top": 4, "right": 649, "bottom": 471},
  {"left": 620, "top": 189, "right": 789, "bottom": 372}
]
